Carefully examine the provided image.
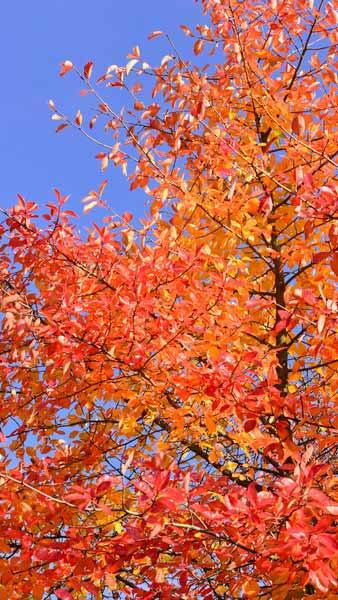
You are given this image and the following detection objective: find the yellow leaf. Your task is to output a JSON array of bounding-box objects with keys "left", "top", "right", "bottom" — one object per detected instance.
[
  {"left": 113, "top": 520, "right": 125, "bottom": 535},
  {"left": 83, "top": 201, "right": 98, "bottom": 213}
]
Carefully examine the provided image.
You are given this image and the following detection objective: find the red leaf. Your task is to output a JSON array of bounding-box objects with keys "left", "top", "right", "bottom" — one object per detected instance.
[
  {"left": 244, "top": 419, "right": 256, "bottom": 432},
  {"left": 96, "top": 476, "right": 114, "bottom": 496},
  {"left": 155, "top": 470, "right": 171, "bottom": 491},
  {"left": 313, "top": 252, "right": 330, "bottom": 263},
  {"left": 331, "top": 253, "right": 338, "bottom": 276},
  {"left": 55, "top": 591, "right": 73, "bottom": 600},
  {"left": 159, "top": 487, "right": 185, "bottom": 505},
  {"left": 35, "top": 547, "right": 60, "bottom": 562},
  {"left": 83, "top": 61, "right": 94, "bottom": 79},
  {"left": 247, "top": 482, "right": 257, "bottom": 507}
]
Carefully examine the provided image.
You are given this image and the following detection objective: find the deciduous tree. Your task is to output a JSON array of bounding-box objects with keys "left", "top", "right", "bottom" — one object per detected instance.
[{"left": 0, "top": 0, "right": 337, "bottom": 598}]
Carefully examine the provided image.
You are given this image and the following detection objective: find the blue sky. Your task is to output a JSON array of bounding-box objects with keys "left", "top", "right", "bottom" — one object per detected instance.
[{"left": 1, "top": 0, "right": 201, "bottom": 222}]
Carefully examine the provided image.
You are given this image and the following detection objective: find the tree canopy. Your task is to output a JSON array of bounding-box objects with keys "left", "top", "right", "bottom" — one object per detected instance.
[{"left": 0, "top": 0, "right": 337, "bottom": 598}]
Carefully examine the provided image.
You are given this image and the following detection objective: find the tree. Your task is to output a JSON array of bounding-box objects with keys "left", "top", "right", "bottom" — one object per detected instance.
[{"left": 0, "top": 0, "right": 337, "bottom": 598}]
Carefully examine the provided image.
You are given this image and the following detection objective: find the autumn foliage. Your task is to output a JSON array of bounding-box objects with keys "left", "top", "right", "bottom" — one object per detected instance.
[{"left": 0, "top": 0, "right": 338, "bottom": 598}]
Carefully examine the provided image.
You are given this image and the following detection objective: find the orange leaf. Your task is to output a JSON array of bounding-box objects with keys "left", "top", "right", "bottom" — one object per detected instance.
[
  {"left": 242, "top": 580, "right": 260, "bottom": 598},
  {"left": 180, "top": 25, "right": 193, "bottom": 36},
  {"left": 75, "top": 110, "right": 83, "bottom": 127},
  {"left": 193, "top": 39, "right": 205, "bottom": 55},
  {"left": 148, "top": 30, "right": 163, "bottom": 40},
  {"left": 59, "top": 60, "right": 73, "bottom": 76},
  {"left": 55, "top": 123, "right": 69, "bottom": 133},
  {"left": 317, "top": 314, "right": 326, "bottom": 334}
]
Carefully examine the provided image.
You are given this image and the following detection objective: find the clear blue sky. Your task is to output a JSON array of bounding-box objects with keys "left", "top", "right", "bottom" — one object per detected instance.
[{"left": 1, "top": 0, "right": 201, "bottom": 221}]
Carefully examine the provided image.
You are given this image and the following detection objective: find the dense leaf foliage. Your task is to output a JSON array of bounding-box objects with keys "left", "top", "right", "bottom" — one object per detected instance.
[{"left": 0, "top": 0, "right": 337, "bottom": 598}]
